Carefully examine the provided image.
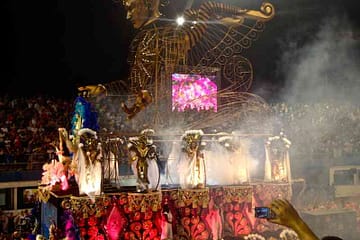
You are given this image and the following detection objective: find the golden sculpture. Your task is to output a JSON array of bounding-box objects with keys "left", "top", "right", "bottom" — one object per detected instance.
[
  {"left": 108, "top": 1, "right": 276, "bottom": 127},
  {"left": 122, "top": 1, "right": 275, "bottom": 91}
]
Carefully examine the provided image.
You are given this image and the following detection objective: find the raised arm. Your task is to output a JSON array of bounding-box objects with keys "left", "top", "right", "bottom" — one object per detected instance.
[{"left": 268, "top": 199, "right": 320, "bottom": 240}]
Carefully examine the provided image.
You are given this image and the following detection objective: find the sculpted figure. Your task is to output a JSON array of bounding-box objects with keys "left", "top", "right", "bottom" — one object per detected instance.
[
  {"left": 118, "top": 0, "right": 275, "bottom": 120},
  {"left": 122, "top": 0, "right": 161, "bottom": 29}
]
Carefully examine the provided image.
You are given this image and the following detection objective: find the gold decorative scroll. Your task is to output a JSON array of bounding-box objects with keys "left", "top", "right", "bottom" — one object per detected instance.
[
  {"left": 69, "top": 196, "right": 98, "bottom": 218},
  {"left": 128, "top": 191, "right": 162, "bottom": 212},
  {"left": 175, "top": 188, "right": 210, "bottom": 209},
  {"left": 62, "top": 194, "right": 126, "bottom": 219},
  {"left": 222, "top": 185, "right": 253, "bottom": 203}
]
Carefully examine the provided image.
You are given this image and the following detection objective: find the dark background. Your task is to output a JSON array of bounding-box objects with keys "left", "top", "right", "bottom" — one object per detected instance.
[{"left": 3, "top": 0, "right": 359, "bottom": 100}]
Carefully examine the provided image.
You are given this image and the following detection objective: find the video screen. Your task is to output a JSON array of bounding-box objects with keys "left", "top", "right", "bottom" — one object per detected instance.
[{"left": 172, "top": 73, "right": 218, "bottom": 112}]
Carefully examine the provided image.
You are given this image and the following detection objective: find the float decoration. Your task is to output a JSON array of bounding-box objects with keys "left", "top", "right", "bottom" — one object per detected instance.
[
  {"left": 127, "top": 192, "right": 163, "bottom": 239},
  {"left": 37, "top": 186, "right": 51, "bottom": 203},
  {"left": 71, "top": 96, "right": 100, "bottom": 137},
  {"left": 128, "top": 192, "right": 162, "bottom": 213},
  {"left": 170, "top": 188, "right": 211, "bottom": 239},
  {"left": 121, "top": 88, "right": 153, "bottom": 120},
  {"left": 221, "top": 186, "right": 253, "bottom": 237}
]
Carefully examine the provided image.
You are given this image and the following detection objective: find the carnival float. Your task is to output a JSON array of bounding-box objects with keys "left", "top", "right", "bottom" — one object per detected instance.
[{"left": 37, "top": 1, "right": 306, "bottom": 239}]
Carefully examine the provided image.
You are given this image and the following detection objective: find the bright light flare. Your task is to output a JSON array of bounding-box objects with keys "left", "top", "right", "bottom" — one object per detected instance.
[{"left": 176, "top": 16, "right": 185, "bottom": 26}]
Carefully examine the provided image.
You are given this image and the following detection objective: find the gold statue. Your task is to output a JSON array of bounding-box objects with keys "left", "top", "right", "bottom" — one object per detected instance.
[
  {"left": 118, "top": 1, "right": 275, "bottom": 123},
  {"left": 122, "top": 0, "right": 161, "bottom": 29}
]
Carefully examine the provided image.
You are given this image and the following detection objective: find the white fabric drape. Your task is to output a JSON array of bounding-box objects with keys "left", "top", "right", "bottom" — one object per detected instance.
[
  {"left": 131, "top": 157, "right": 160, "bottom": 191},
  {"left": 178, "top": 152, "right": 205, "bottom": 189},
  {"left": 77, "top": 148, "right": 102, "bottom": 197}
]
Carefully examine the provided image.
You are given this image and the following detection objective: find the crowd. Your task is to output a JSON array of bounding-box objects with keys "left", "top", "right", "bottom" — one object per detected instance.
[
  {"left": 271, "top": 102, "right": 360, "bottom": 160},
  {"left": 0, "top": 95, "right": 73, "bottom": 167}
]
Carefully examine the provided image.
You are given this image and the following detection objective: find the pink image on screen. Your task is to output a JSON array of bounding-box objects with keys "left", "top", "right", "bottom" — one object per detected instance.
[{"left": 172, "top": 73, "right": 218, "bottom": 112}]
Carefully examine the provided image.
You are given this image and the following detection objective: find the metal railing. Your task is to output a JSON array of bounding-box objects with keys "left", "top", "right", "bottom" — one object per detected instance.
[{"left": 0, "top": 153, "right": 49, "bottom": 172}]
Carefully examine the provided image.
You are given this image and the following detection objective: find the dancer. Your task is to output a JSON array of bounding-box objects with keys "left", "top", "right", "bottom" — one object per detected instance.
[
  {"left": 219, "top": 133, "right": 250, "bottom": 184},
  {"left": 76, "top": 128, "right": 103, "bottom": 197},
  {"left": 264, "top": 131, "right": 292, "bottom": 183},
  {"left": 178, "top": 130, "right": 206, "bottom": 189},
  {"left": 127, "top": 128, "right": 160, "bottom": 192}
]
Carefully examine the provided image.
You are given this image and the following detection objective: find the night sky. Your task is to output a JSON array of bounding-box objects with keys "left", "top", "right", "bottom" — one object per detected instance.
[{"left": 3, "top": 0, "right": 359, "bottom": 100}]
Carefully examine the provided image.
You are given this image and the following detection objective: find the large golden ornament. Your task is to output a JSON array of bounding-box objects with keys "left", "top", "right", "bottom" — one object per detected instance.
[{"left": 105, "top": 1, "right": 276, "bottom": 128}]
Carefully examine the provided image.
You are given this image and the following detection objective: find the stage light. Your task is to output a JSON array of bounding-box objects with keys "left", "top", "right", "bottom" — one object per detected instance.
[{"left": 176, "top": 16, "right": 185, "bottom": 26}]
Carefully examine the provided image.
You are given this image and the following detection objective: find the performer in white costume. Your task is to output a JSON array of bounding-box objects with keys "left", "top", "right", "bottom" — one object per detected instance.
[
  {"left": 57, "top": 127, "right": 103, "bottom": 197},
  {"left": 164, "top": 141, "right": 181, "bottom": 186},
  {"left": 178, "top": 130, "right": 206, "bottom": 189},
  {"left": 205, "top": 133, "right": 233, "bottom": 185},
  {"left": 264, "top": 131, "right": 292, "bottom": 183},
  {"left": 76, "top": 128, "right": 102, "bottom": 197},
  {"left": 221, "top": 132, "right": 251, "bottom": 184}
]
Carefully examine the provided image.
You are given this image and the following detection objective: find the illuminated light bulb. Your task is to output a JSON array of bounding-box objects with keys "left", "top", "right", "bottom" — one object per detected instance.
[{"left": 176, "top": 16, "right": 185, "bottom": 26}]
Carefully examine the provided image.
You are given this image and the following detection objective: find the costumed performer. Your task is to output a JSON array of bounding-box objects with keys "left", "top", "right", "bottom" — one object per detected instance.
[
  {"left": 178, "top": 130, "right": 206, "bottom": 189},
  {"left": 127, "top": 128, "right": 160, "bottom": 192}
]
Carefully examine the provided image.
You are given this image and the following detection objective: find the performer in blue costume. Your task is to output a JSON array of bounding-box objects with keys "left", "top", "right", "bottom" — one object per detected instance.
[{"left": 71, "top": 95, "right": 100, "bottom": 137}]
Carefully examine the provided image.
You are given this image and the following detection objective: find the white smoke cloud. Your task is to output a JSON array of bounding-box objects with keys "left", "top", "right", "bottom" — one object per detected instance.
[
  {"left": 274, "top": 12, "right": 360, "bottom": 240},
  {"left": 280, "top": 15, "right": 360, "bottom": 104}
]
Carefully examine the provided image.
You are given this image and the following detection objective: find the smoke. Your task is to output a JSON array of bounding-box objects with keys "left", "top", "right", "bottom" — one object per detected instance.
[
  {"left": 205, "top": 135, "right": 262, "bottom": 185},
  {"left": 279, "top": 14, "right": 360, "bottom": 104},
  {"left": 275, "top": 12, "right": 360, "bottom": 240},
  {"left": 276, "top": 13, "right": 360, "bottom": 174},
  {"left": 160, "top": 131, "right": 266, "bottom": 186}
]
